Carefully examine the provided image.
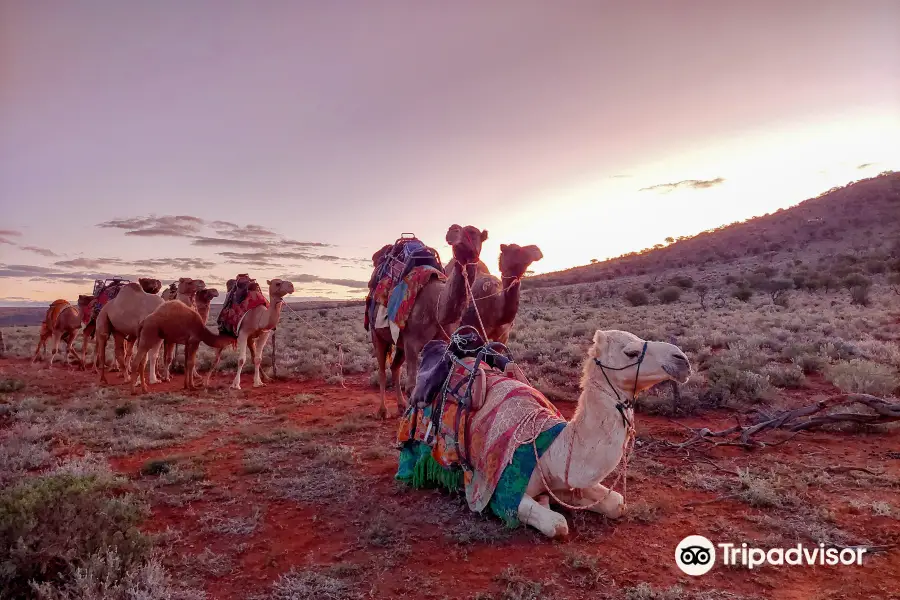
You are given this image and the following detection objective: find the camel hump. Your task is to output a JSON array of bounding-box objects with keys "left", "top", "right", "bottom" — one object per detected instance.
[{"left": 123, "top": 282, "right": 144, "bottom": 293}]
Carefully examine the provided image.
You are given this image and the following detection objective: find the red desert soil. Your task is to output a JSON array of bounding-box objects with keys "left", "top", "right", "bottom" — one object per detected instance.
[{"left": 2, "top": 357, "right": 899, "bottom": 600}]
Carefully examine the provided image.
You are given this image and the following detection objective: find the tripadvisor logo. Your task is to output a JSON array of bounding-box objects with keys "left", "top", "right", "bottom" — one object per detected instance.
[{"left": 675, "top": 535, "right": 867, "bottom": 575}]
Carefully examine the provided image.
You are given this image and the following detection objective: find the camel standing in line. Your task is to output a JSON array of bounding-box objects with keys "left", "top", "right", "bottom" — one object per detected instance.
[
  {"left": 85, "top": 278, "right": 161, "bottom": 373},
  {"left": 460, "top": 243, "right": 543, "bottom": 344},
  {"left": 205, "top": 279, "right": 294, "bottom": 390},
  {"left": 132, "top": 301, "right": 234, "bottom": 393},
  {"left": 95, "top": 280, "right": 164, "bottom": 385},
  {"left": 158, "top": 278, "right": 206, "bottom": 380},
  {"left": 372, "top": 224, "right": 487, "bottom": 418},
  {"left": 32, "top": 300, "right": 83, "bottom": 368}
]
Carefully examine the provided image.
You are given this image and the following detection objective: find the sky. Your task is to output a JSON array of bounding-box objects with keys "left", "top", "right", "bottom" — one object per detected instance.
[{"left": 1, "top": 1, "right": 899, "bottom": 305}]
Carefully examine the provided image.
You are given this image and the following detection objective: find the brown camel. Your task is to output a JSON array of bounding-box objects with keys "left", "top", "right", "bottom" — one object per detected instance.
[
  {"left": 32, "top": 300, "right": 83, "bottom": 368},
  {"left": 460, "top": 243, "right": 543, "bottom": 344},
  {"left": 159, "top": 287, "right": 219, "bottom": 382},
  {"left": 95, "top": 280, "right": 164, "bottom": 385},
  {"left": 159, "top": 278, "right": 207, "bottom": 380},
  {"left": 205, "top": 279, "right": 295, "bottom": 390},
  {"left": 132, "top": 301, "right": 235, "bottom": 393},
  {"left": 371, "top": 224, "right": 487, "bottom": 418}
]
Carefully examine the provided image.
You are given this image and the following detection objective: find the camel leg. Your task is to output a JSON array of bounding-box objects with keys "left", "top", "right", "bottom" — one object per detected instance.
[
  {"left": 132, "top": 344, "right": 151, "bottom": 394},
  {"left": 230, "top": 331, "right": 250, "bottom": 390},
  {"left": 114, "top": 333, "right": 129, "bottom": 381},
  {"left": 32, "top": 334, "right": 49, "bottom": 363},
  {"left": 97, "top": 332, "right": 113, "bottom": 384},
  {"left": 252, "top": 331, "right": 271, "bottom": 388},
  {"left": 64, "top": 334, "right": 81, "bottom": 368},
  {"left": 80, "top": 331, "right": 91, "bottom": 371},
  {"left": 516, "top": 494, "right": 569, "bottom": 538},
  {"left": 185, "top": 342, "right": 200, "bottom": 390},
  {"left": 549, "top": 485, "right": 625, "bottom": 519},
  {"left": 134, "top": 340, "right": 163, "bottom": 388},
  {"left": 205, "top": 347, "right": 225, "bottom": 387},
  {"left": 391, "top": 346, "right": 406, "bottom": 415},
  {"left": 375, "top": 340, "right": 389, "bottom": 419},
  {"left": 48, "top": 331, "right": 63, "bottom": 369},
  {"left": 161, "top": 343, "right": 175, "bottom": 382}
]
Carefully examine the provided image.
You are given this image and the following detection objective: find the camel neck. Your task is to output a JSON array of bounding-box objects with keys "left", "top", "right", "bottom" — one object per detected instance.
[
  {"left": 498, "top": 276, "right": 522, "bottom": 326},
  {"left": 438, "top": 260, "right": 476, "bottom": 328},
  {"left": 264, "top": 296, "right": 284, "bottom": 330},
  {"left": 562, "top": 375, "right": 630, "bottom": 488},
  {"left": 176, "top": 293, "right": 195, "bottom": 307}
]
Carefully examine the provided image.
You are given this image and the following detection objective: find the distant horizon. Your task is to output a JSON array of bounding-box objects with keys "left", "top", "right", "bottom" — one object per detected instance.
[
  {"left": 0, "top": 170, "right": 894, "bottom": 307},
  {"left": 3, "top": 2, "right": 899, "bottom": 304}
]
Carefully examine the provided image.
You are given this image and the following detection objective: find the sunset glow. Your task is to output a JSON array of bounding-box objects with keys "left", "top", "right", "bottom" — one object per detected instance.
[{"left": 2, "top": 1, "right": 898, "bottom": 304}]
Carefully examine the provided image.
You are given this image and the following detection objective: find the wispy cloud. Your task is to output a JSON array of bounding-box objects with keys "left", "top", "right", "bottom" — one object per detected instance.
[
  {"left": 19, "top": 245, "right": 59, "bottom": 257},
  {"left": 191, "top": 236, "right": 269, "bottom": 249},
  {"left": 54, "top": 256, "right": 216, "bottom": 272},
  {"left": 284, "top": 273, "right": 368, "bottom": 289},
  {"left": 0, "top": 263, "right": 140, "bottom": 285},
  {"left": 0, "top": 230, "right": 23, "bottom": 237},
  {"left": 639, "top": 177, "right": 726, "bottom": 193},
  {"left": 857, "top": 162, "right": 876, "bottom": 170},
  {"left": 98, "top": 215, "right": 206, "bottom": 237}
]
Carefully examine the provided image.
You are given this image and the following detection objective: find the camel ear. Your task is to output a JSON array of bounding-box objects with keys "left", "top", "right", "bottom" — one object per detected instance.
[
  {"left": 500, "top": 244, "right": 508, "bottom": 253},
  {"left": 480, "top": 229, "right": 489, "bottom": 242},
  {"left": 446, "top": 224, "right": 462, "bottom": 245},
  {"left": 266, "top": 280, "right": 272, "bottom": 285},
  {"left": 524, "top": 245, "right": 543, "bottom": 262},
  {"left": 591, "top": 330, "right": 610, "bottom": 358}
]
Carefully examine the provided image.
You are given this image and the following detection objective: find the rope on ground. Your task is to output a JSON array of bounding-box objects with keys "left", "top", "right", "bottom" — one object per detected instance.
[{"left": 281, "top": 302, "right": 346, "bottom": 388}]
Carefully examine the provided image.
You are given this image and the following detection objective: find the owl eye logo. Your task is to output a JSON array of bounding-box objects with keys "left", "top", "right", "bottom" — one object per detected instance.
[
  {"left": 680, "top": 546, "right": 712, "bottom": 565},
  {"left": 675, "top": 535, "right": 716, "bottom": 576}
]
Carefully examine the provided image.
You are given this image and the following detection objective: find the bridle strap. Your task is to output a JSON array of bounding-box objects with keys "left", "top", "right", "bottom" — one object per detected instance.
[{"left": 593, "top": 341, "right": 648, "bottom": 428}]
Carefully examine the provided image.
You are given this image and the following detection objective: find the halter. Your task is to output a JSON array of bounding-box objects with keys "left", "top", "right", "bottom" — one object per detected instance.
[{"left": 593, "top": 341, "right": 648, "bottom": 428}]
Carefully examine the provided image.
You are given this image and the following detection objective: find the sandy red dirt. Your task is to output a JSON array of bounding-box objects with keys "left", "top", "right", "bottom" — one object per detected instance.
[{"left": 2, "top": 357, "right": 899, "bottom": 599}]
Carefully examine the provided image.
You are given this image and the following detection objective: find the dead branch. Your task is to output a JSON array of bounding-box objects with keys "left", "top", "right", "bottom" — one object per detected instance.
[{"left": 673, "top": 394, "right": 900, "bottom": 450}]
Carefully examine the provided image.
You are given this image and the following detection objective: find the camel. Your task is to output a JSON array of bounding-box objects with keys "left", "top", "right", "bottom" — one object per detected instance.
[
  {"left": 32, "top": 300, "right": 83, "bottom": 368},
  {"left": 372, "top": 224, "right": 487, "bottom": 418},
  {"left": 83, "top": 278, "right": 160, "bottom": 372},
  {"left": 460, "top": 243, "right": 543, "bottom": 344},
  {"left": 158, "top": 278, "right": 207, "bottom": 380},
  {"left": 76, "top": 295, "right": 97, "bottom": 369},
  {"left": 512, "top": 330, "right": 691, "bottom": 537},
  {"left": 132, "top": 301, "right": 235, "bottom": 393},
  {"left": 204, "top": 279, "right": 295, "bottom": 390},
  {"left": 95, "top": 280, "right": 164, "bottom": 385}
]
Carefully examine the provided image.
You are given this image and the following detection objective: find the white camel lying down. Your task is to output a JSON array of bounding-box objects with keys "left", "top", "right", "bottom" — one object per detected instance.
[
  {"left": 399, "top": 329, "right": 692, "bottom": 538},
  {"left": 515, "top": 329, "right": 691, "bottom": 537}
]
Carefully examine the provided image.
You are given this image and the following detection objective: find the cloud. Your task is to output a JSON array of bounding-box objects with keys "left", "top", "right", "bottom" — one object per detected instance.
[
  {"left": 213, "top": 224, "right": 278, "bottom": 239},
  {"left": 639, "top": 177, "right": 726, "bottom": 193},
  {"left": 191, "top": 236, "right": 270, "bottom": 249},
  {"left": 284, "top": 273, "right": 368, "bottom": 289},
  {"left": 0, "top": 263, "right": 139, "bottom": 285},
  {"left": 98, "top": 215, "right": 206, "bottom": 237},
  {"left": 130, "top": 257, "right": 217, "bottom": 271},
  {"left": 857, "top": 162, "right": 875, "bottom": 170},
  {"left": 19, "top": 245, "right": 59, "bottom": 257},
  {"left": 55, "top": 258, "right": 122, "bottom": 270},
  {"left": 281, "top": 239, "right": 331, "bottom": 248},
  {"left": 0, "top": 238, "right": 14, "bottom": 245},
  {"left": 0, "top": 230, "right": 22, "bottom": 237}
]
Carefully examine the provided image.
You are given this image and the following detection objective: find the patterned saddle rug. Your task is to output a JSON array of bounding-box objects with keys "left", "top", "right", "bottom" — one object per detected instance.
[
  {"left": 85, "top": 280, "right": 129, "bottom": 328},
  {"left": 396, "top": 340, "right": 566, "bottom": 526},
  {"left": 42, "top": 300, "right": 71, "bottom": 334},
  {"left": 369, "top": 265, "right": 446, "bottom": 344},
  {"left": 365, "top": 236, "right": 442, "bottom": 332},
  {"left": 217, "top": 274, "right": 268, "bottom": 337}
]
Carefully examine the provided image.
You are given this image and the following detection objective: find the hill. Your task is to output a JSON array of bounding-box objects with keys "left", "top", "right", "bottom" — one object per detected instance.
[{"left": 526, "top": 171, "right": 900, "bottom": 290}]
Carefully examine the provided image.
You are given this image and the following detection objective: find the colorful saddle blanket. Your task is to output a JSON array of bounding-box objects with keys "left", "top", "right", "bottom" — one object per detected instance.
[
  {"left": 365, "top": 237, "right": 442, "bottom": 331},
  {"left": 218, "top": 275, "right": 268, "bottom": 337},
  {"left": 396, "top": 355, "right": 566, "bottom": 526},
  {"left": 87, "top": 281, "right": 128, "bottom": 325},
  {"left": 42, "top": 300, "right": 71, "bottom": 333}
]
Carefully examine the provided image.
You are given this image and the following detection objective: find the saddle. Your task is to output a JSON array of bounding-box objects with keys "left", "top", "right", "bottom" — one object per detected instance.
[
  {"left": 87, "top": 278, "right": 130, "bottom": 324},
  {"left": 218, "top": 274, "right": 267, "bottom": 337}
]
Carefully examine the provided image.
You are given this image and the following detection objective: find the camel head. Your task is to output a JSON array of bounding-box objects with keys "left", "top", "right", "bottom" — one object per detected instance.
[
  {"left": 196, "top": 288, "right": 219, "bottom": 306},
  {"left": 584, "top": 330, "right": 691, "bottom": 397},
  {"left": 446, "top": 224, "right": 488, "bottom": 265},
  {"left": 498, "top": 244, "right": 543, "bottom": 279},
  {"left": 177, "top": 277, "right": 206, "bottom": 296},
  {"left": 77, "top": 294, "right": 95, "bottom": 307},
  {"left": 138, "top": 278, "right": 162, "bottom": 295},
  {"left": 267, "top": 279, "right": 295, "bottom": 299},
  {"left": 372, "top": 244, "right": 393, "bottom": 266}
]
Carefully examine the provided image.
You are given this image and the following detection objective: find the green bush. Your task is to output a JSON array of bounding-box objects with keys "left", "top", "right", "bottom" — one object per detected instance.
[
  {"left": 791, "top": 353, "right": 827, "bottom": 375},
  {"left": 843, "top": 273, "right": 872, "bottom": 289},
  {"left": 624, "top": 289, "right": 649, "bottom": 307},
  {"left": 705, "top": 364, "right": 773, "bottom": 404},
  {"left": 732, "top": 286, "right": 753, "bottom": 302},
  {"left": 763, "top": 364, "right": 806, "bottom": 388},
  {"left": 668, "top": 275, "right": 694, "bottom": 289},
  {"left": 850, "top": 285, "right": 871, "bottom": 306},
  {"left": 0, "top": 473, "right": 150, "bottom": 599},
  {"left": 826, "top": 359, "right": 900, "bottom": 396},
  {"left": 656, "top": 286, "right": 681, "bottom": 304}
]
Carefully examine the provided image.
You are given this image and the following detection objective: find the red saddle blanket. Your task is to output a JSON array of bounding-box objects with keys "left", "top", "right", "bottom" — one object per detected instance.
[{"left": 218, "top": 275, "right": 269, "bottom": 337}]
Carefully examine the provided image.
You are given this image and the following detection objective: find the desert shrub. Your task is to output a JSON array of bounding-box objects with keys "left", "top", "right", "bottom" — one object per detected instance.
[
  {"left": 865, "top": 259, "right": 887, "bottom": 274},
  {"left": 704, "top": 364, "right": 773, "bottom": 404},
  {"left": 826, "top": 360, "right": 900, "bottom": 396},
  {"left": 0, "top": 472, "right": 151, "bottom": 599},
  {"left": 656, "top": 287, "right": 681, "bottom": 304},
  {"left": 843, "top": 273, "right": 871, "bottom": 289},
  {"left": 791, "top": 353, "right": 828, "bottom": 375},
  {"left": 762, "top": 364, "right": 806, "bottom": 388},
  {"left": 624, "top": 289, "right": 649, "bottom": 307},
  {"left": 668, "top": 275, "right": 694, "bottom": 289},
  {"left": 850, "top": 285, "right": 871, "bottom": 306},
  {"left": 732, "top": 286, "right": 753, "bottom": 302},
  {"left": 725, "top": 274, "right": 738, "bottom": 285},
  {"left": 0, "top": 379, "right": 25, "bottom": 393}
]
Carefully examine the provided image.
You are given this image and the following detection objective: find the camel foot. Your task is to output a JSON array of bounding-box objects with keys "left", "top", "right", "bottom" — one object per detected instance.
[
  {"left": 253, "top": 381, "right": 266, "bottom": 388},
  {"left": 376, "top": 405, "right": 388, "bottom": 420},
  {"left": 230, "top": 384, "right": 242, "bottom": 391}
]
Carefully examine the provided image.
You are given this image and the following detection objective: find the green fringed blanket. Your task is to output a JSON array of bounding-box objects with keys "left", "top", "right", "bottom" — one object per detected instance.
[{"left": 396, "top": 423, "right": 565, "bottom": 527}]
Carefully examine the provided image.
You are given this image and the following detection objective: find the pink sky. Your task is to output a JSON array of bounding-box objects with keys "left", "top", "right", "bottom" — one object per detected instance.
[{"left": 1, "top": 1, "right": 899, "bottom": 304}]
